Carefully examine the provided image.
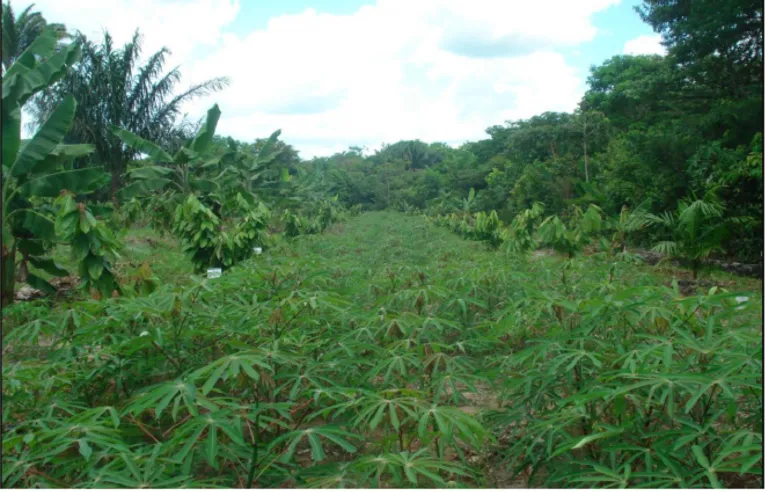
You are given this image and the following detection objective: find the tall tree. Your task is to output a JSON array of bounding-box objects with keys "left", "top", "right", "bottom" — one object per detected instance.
[
  {"left": 637, "top": 0, "right": 763, "bottom": 93},
  {"left": 1, "top": 2, "right": 68, "bottom": 71},
  {"left": 30, "top": 29, "right": 230, "bottom": 202}
]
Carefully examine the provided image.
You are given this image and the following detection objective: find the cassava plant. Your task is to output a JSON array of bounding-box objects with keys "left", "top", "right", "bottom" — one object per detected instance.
[{"left": 1, "top": 211, "right": 760, "bottom": 488}]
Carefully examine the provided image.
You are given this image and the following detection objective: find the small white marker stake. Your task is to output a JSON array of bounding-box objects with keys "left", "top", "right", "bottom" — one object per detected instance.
[
  {"left": 207, "top": 268, "right": 222, "bottom": 279},
  {"left": 735, "top": 296, "right": 749, "bottom": 311}
]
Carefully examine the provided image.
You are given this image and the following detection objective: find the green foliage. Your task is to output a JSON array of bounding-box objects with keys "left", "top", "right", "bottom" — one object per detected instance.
[
  {"left": 491, "top": 279, "right": 762, "bottom": 488},
  {"left": 172, "top": 194, "right": 270, "bottom": 273},
  {"left": 55, "top": 193, "right": 121, "bottom": 298},
  {"left": 537, "top": 205, "right": 603, "bottom": 258},
  {"left": 30, "top": 29, "right": 229, "bottom": 200},
  {"left": 2, "top": 212, "right": 760, "bottom": 488},
  {"left": 127, "top": 262, "right": 161, "bottom": 297},
  {"left": 282, "top": 209, "right": 303, "bottom": 239},
  {"left": 472, "top": 210, "right": 503, "bottom": 248},
  {"left": 113, "top": 104, "right": 223, "bottom": 203},
  {"left": 644, "top": 190, "right": 729, "bottom": 278},
  {"left": 1, "top": 1, "right": 69, "bottom": 70},
  {"left": 505, "top": 202, "right": 545, "bottom": 254},
  {"left": 1, "top": 27, "right": 109, "bottom": 305},
  {"left": 608, "top": 201, "right": 649, "bottom": 255}
]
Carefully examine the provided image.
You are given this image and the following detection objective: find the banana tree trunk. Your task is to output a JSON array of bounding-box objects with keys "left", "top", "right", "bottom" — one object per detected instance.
[{"left": 1, "top": 244, "right": 17, "bottom": 307}]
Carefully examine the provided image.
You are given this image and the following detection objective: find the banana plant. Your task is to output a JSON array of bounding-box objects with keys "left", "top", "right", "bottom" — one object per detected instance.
[
  {"left": 461, "top": 187, "right": 477, "bottom": 214},
  {"left": 111, "top": 104, "right": 223, "bottom": 203},
  {"left": 1, "top": 28, "right": 110, "bottom": 305},
  {"left": 214, "top": 129, "right": 288, "bottom": 201}
]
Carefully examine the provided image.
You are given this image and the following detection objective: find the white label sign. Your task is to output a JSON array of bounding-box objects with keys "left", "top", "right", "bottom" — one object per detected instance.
[
  {"left": 207, "top": 268, "right": 222, "bottom": 279},
  {"left": 253, "top": 247, "right": 263, "bottom": 255}
]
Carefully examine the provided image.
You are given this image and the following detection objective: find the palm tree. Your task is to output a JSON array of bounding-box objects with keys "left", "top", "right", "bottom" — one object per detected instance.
[
  {"left": 644, "top": 190, "right": 728, "bottom": 279},
  {"left": 1, "top": 2, "right": 68, "bottom": 71},
  {"left": 29, "top": 29, "right": 230, "bottom": 202}
]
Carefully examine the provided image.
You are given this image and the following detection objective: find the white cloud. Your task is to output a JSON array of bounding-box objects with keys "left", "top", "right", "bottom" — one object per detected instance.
[
  {"left": 10, "top": 0, "right": 240, "bottom": 67},
  {"left": 623, "top": 34, "right": 666, "bottom": 56},
  {"left": 19, "top": 0, "right": 622, "bottom": 158}
]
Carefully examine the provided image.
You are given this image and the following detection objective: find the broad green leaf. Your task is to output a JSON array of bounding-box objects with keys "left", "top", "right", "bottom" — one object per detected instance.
[
  {"left": 13, "top": 96, "right": 76, "bottom": 177},
  {"left": 189, "top": 104, "right": 221, "bottom": 154},
  {"left": 19, "top": 167, "right": 109, "bottom": 197},
  {"left": 116, "top": 178, "right": 172, "bottom": 200},
  {"left": 4, "top": 28, "right": 58, "bottom": 79},
  {"left": 86, "top": 256, "right": 104, "bottom": 280},
  {"left": 25, "top": 272, "right": 56, "bottom": 293},
  {"left": 28, "top": 256, "right": 68, "bottom": 277},
  {"left": 19, "top": 209, "right": 56, "bottom": 241},
  {"left": 111, "top": 126, "right": 173, "bottom": 162}
]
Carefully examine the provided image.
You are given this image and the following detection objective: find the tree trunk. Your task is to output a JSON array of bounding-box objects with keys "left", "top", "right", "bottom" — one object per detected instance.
[
  {"left": 111, "top": 169, "right": 121, "bottom": 209},
  {"left": 583, "top": 113, "right": 589, "bottom": 182},
  {"left": 1, "top": 244, "right": 17, "bottom": 307}
]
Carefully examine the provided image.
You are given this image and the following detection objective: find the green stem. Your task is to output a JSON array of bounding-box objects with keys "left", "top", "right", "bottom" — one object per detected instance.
[{"left": 245, "top": 405, "right": 260, "bottom": 488}]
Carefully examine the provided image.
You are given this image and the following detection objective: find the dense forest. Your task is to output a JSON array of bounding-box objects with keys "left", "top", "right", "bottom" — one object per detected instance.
[
  {"left": 1, "top": 0, "right": 763, "bottom": 489},
  {"left": 295, "top": 1, "right": 763, "bottom": 261}
]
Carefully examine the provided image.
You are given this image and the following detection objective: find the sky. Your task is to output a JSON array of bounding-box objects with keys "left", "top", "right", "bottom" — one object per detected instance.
[{"left": 14, "top": 0, "right": 666, "bottom": 158}]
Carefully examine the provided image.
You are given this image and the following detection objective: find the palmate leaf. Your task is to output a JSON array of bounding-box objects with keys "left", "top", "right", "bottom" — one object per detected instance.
[
  {"left": 12, "top": 95, "right": 76, "bottom": 177},
  {"left": 168, "top": 411, "right": 247, "bottom": 466},
  {"left": 190, "top": 352, "right": 273, "bottom": 395},
  {"left": 350, "top": 391, "right": 422, "bottom": 432},
  {"left": 268, "top": 426, "right": 359, "bottom": 464},
  {"left": 353, "top": 450, "right": 471, "bottom": 487},
  {"left": 124, "top": 380, "right": 204, "bottom": 421},
  {"left": 417, "top": 405, "right": 486, "bottom": 448},
  {"left": 110, "top": 126, "right": 173, "bottom": 163}
]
